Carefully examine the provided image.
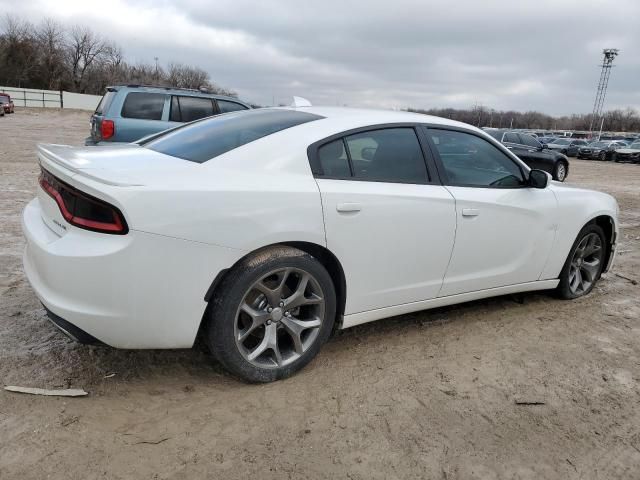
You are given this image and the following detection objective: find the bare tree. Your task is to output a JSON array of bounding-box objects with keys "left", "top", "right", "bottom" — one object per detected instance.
[
  {"left": 35, "top": 18, "right": 66, "bottom": 89},
  {"left": 66, "top": 25, "right": 108, "bottom": 92},
  {"left": 0, "top": 15, "right": 39, "bottom": 87}
]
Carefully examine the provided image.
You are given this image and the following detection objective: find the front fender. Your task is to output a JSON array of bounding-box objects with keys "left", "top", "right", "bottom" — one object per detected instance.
[{"left": 540, "top": 184, "right": 618, "bottom": 279}]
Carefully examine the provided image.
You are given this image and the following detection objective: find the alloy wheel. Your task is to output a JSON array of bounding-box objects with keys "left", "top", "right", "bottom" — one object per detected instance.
[
  {"left": 568, "top": 233, "right": 603, "bottom": 295},
  {"left": 556, "top": 163, "right": 566, "bottom": 181},
  {"left": 234, "top": 267, "right": 325, "bottom": 368}
]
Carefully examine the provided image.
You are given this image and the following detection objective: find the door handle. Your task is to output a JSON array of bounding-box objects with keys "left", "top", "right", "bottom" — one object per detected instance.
[
  {"left": 336, "top": 202, "right": 362, "bottom": 213},
  {"left": 461, "top": 208, "right": 480, "bottom": 217}
]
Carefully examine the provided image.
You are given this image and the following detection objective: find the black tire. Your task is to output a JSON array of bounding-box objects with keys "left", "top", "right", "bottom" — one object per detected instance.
[
  {"left": 556, "top": 224, "right": 606, "bottom": 300},
  {"left": 598, "top": 151, "right": 606, "bottom": 161},
  {"left": 553, "top": 161, "right": 568, "bottom": 182},
  {"left": 205, "top": 245, "right": 336, "bottom": 383}
]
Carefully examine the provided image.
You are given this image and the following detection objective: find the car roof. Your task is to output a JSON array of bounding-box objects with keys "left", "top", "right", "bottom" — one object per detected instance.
[
  {"left": 277, "top": 106, "right": 483, "bottom": 132},
  {"left": 108, "top": 84, "right": 249, "bottom": 105}
]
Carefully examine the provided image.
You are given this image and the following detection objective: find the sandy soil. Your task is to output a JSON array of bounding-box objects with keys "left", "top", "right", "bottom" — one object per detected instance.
[{"left": 1, "top": 108, "right": 639, "bottom": 479}]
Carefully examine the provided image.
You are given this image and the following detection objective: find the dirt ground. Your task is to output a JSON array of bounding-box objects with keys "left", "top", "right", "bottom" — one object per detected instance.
[{"left": 1, "top": 108, "right": 639, "bottom": 480}]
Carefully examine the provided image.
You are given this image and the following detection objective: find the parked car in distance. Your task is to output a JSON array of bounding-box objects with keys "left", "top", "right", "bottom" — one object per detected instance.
[
  {"left": 577, "top": 141, "right": 627, "bottom": 161},
  {"left": 86, "top": 84, "right": 252, "bottom": 145},
  {"left": 546, "top": 138, "right": 588, "bottom": 157},
  {"left": 538, "top": 136, "right": 557, "bottom": 145},
  {"left": 23, "top": 106, "right": 619, "bottom": 382},
  {"left": 0, "top": 101, "right": 5, "bottom": 117},
  {"left": 484, "top": 129, "right": 570, "bottom": 181},
  {"left": 613, "top": 141, "right": 640, "bottom": 163},
  {"left": 0, "top": 93, "right": 14, "bottom": 114}
]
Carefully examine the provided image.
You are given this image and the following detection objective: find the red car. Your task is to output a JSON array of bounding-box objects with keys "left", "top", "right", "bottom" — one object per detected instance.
[{"left": 0, "top": 93, "right": 15, "bottom": 114}]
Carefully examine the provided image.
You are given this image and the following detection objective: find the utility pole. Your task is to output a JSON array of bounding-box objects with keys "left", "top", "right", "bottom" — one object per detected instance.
[
  {"left": 589, "top": 49, "right": 619, "bottom": 136},
  {"left": 154, "top": 57, "right": 159, "bottom": 79}
]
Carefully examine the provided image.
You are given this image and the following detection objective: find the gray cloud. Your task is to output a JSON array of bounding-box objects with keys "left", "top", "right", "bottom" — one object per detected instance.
[{"left": 4, "top": 0, "right": 639, "bottom": 114}]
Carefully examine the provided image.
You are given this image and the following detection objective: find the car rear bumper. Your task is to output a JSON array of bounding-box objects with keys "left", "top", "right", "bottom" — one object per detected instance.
[
  {"left": 22, "top": 197, "right": 242, "bottom": 349},
  {"left": 44, "top": 306, "right": 103, "bottom": 344}
]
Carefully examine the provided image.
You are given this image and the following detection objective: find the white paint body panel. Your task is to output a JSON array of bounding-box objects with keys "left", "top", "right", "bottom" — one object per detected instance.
[
  {"left": 318, "top": 179, "right": 456, "bottom": 314},
  {"left": 439, "top": 185, "right": 558, "bottom": 296},
  {"left": 21, "top": 107, "right": 619, "bottom": 348}
]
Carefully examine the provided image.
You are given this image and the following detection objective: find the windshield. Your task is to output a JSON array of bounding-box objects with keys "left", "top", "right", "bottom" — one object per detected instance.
[
  {"left": 628, "top": 142, "right": 640, "bottom": 149},
  {"left": 143, "top": 109, "right": 323, "bottom": 163},
  {"left": 552, "top": 139, "right": 570, "bottom": 145}
]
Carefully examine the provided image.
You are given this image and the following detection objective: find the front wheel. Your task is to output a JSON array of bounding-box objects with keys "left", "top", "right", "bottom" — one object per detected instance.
[
  {"left": 205, "top": 246, "right": 336, "bottom": 383},
  {"left": 553, "top": 161, "right": 568, "bottom": 182},
  {"left": 556, "top": 224, "right": 606, "bottom": 299},
  {"left": 598, "top": 151, "right": 606, "bottom": 161}
]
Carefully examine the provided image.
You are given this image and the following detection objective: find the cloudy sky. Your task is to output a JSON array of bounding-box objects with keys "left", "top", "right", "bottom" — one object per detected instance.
[{"left": 4, "top": 0, "right": 640, "bottom": 115}]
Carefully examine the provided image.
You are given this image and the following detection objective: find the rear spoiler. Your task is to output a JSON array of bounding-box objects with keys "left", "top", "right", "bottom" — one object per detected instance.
[{"left": 36, "top": 143, "right": 143, "bottom": 187}]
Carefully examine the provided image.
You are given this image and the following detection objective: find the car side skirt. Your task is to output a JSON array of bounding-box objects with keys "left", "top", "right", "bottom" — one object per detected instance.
[{"left": 340, "top": 279, "right": 560, "bottom": 329}]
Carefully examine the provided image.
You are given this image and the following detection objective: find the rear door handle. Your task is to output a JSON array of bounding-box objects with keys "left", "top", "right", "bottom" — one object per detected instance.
[
  {"left": 462, "top": 208, "right": 480, "bottom": 217},
  {"left": 336, "top": 202, "right": 362, "bottom": 213}
]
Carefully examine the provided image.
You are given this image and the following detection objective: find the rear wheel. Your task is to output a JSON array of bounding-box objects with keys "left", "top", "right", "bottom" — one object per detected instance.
[
  {"left": 553, "top": 161, "right": 568, "bottom": 182},
  {"left": 205, "top": 246, "right": 336, "bottom": 383},
  {"left": 556, "top": 224, "right": 606, "bottom": 299}
]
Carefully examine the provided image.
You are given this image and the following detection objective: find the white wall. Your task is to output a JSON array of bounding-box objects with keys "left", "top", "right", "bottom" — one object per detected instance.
[
  {"left": 62, "top": 91, "right": 101, "bottom": 110},
  {"left": 0, "top": 86, "right": 101, "bottom": 111}
]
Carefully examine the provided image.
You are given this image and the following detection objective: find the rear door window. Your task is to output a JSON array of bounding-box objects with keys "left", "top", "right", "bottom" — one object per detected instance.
[
  {"left": 217, "top": 99, "right": 248, "bottom": 113},
  {"left": 520, "top": 134, "right": 542, "bottom": 149},
  {"left": 121, "top": 92, "right": 165, "bottom": 120},
  {"left": 174, "top": 96, "right": 215, "bottom": 122},
  {"left": 317, "top": 139, "right": 351, "bottom": 178},
  {"left": 344, "top": 128, "right": 428, "bottom": 184}
]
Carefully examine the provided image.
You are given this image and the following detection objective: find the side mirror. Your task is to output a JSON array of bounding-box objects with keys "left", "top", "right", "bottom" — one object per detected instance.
[
  {"left": 528, "top": 169, "right": 549, "bottom": 189},
  {"left": 541, "top": 143, "right": 548, "bottom": 149}
]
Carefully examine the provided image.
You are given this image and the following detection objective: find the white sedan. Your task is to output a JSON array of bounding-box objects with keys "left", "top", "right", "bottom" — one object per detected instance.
[{"left": 23, "top": 106, "right": 618, "bottom": 382}]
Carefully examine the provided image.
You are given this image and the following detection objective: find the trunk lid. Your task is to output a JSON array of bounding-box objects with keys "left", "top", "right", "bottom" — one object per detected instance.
[{"left": 37, "top": 143, "right": 196, "bottom": 187}]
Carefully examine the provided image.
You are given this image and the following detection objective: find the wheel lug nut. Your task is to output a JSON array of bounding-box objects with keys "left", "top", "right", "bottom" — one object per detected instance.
[
  {"left": 267, "top": 307, "right": 273, "bottom": 313},
  {"left": 266, "top": 320, "right": 272, "bottom": 325},
  {"left": 279, "top": 301, "right": 284, "bottom": 307}
]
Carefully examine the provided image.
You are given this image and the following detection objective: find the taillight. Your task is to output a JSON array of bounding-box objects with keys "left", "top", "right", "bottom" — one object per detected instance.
[
  {"left": 101, "top": 119, "right": 115, "bottom": 140},
  {"left": 39, "top": 169, "right": 128, "bottom": 235}
]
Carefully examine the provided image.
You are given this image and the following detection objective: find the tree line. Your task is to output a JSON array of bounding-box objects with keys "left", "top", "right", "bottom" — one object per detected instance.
[
  {"left": 409, "top": 105, "right": 640, "bottom": 133},
  {"left": 0, "top": 15, "right": 236, "bottom": 97}
]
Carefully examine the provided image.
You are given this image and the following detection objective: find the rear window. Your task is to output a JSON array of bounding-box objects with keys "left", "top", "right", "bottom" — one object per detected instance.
[
  {"left": 0, "top": 94, "right": 9, "bottom": 102},
  {"left": 142, "top": 109, "right": 323, "bottom": 163},
  {"left": 121, "top": 92, "right": 165, "bottom": 120},
  {"left": 95, "top": 90, "right": 117, "bottom": 115}
]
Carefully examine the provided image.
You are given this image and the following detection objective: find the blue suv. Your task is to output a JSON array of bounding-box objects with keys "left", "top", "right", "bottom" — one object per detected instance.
[{"left": 86, "top": 85, "right": 251, "bottom": 145}]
